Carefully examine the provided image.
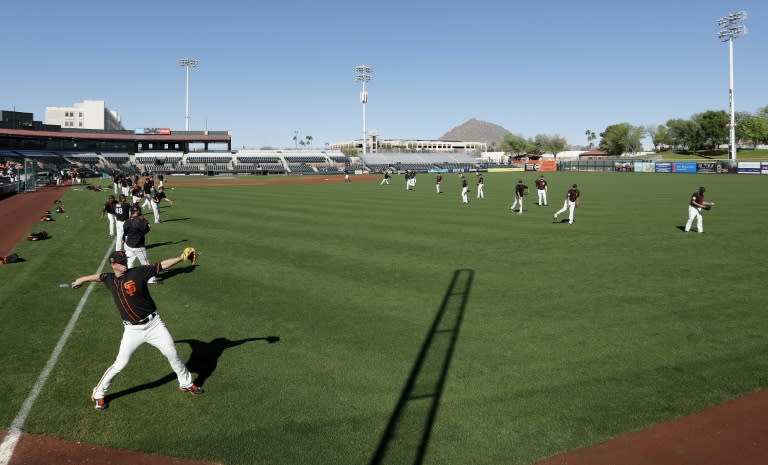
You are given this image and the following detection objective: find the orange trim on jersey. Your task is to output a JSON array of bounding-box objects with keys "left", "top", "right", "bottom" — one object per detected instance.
[{"left": 113, "top": 276, "right": 140, "bottom": 321}]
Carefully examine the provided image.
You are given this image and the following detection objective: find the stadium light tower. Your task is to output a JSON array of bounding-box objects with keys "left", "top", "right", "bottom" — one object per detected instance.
[
  {"left": 179, "top": 58, "right": 199, "bottom": 132},
  {"left": 355, "top": 65, "right": 373, "bottom": 155},
  {"left": 717, "top": 11, "right": 747, "bottom": 161}
]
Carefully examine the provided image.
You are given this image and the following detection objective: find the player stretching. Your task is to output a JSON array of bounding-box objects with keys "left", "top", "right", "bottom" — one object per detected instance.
[{"left": 71, "top": 248, "right": 202, "bottom": 410}]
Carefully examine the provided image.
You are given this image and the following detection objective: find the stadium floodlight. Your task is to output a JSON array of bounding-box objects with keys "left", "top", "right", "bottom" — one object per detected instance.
[
  {"left": 178, "top": 58, "right": 199, "bottom": 132},
  {"left": 355, "top": 65, "right": 373, "bottom": 155},
  {"left": 716, "top": 11, "right": 747, "bottom": 161}
]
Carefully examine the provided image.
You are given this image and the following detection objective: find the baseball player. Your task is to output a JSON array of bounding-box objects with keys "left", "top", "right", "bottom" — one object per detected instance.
[
  {"left": 150, "top": 187, "right": 174, "bottom": 224},
  {"left": 70, "top": 248, "right": 202, "bottom": 410},
  {"left": 553, "top": 183, "right": 581, "bottom": 224},
  {"left": 140, "top": 176, "right": 155, "bottom": 210},
  {"left": 380, "top": 171, "right": 391, "bottom": 185},
  {"left": 122, "top": 207, "right": 161, "bottom": 283},
  {"left": 460, "top": 175, "right": 469, "bottom": 205},
  {"left": 684, "top": 186, "right": 714, "bottom": 233},
  {"left": 476, "top": 174, "right": 485, "bottom": 199},
  {"left": 100, "top": 195, "right": 117, "bottom": 237},
  {"left": 113, "top": 194, "right": 130, "bottom": 251},
  {"left": 435, "top": 174, "right": 442, "bottom": 194},
  {"left": 510, "top": 180, "right": 528, "bottom": 214},
  {"left": 344, "top": 169, "right": 351, "bottom": 183},
  {"left": 535, "top": 175, "right": 548, "bottom": 206}
]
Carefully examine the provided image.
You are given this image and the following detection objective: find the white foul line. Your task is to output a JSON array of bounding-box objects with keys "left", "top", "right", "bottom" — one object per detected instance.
[{"left": 0, "top": 244, "right": 113, "bottom": 465}]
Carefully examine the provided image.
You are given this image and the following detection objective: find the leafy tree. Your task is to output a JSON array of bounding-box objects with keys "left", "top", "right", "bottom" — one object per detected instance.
[
  {"left": 645, "top": 125, "right": 668, "bottom": 151},
  {"left": 543, "top": 134, "right": 568, "bottom": 156},
  {"left": 666, "top": 118, "right": 702, "bottom": 151},
  {"left": 692, "top": 110, "right": 729, "bottom": 149},
  {"left": 528, "top": 134, "right": 551, "bottom": 155},
  {"left": 499, "top": 133, "right": 529, "bottom": 155},
  {"left": 599, "top": 123, "right": 644, "bottom": 155},
  {"left": 736, "top": 112, "right": 768, "bottom": 148},
  {"left": 340, "top": 147, "right": 358, "bottom": 157}
]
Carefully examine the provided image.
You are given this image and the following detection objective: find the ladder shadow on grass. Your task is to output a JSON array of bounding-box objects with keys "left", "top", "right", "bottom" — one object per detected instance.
[
  {"left": 105, "top": 336, "right": 279, "bottom": 402},
  {"left": 369, "top": 268, "right": 473, "bottom": 465}
]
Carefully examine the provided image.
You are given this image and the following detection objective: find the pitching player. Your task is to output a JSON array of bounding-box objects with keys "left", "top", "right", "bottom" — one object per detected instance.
[
  {"left": 553, "top": 183, "right": 581, "bottom": 224},
  {"left": 684, "top": 186, "right": 714, "bottom": 233},
  {"left": 70, "top": 248, "right": 202, "bottom": 410},
  {"left": 535, "top": 175, "right": 548, "bottom": 206},
  {"left": 510, "top": 180, "right": 528, "bottom": 214},
  {"left": 476, "top": 174, "right": 485, "bottom": 199},
  {"left": 113, "top": 194, "right": 130, "bottom": 251}
]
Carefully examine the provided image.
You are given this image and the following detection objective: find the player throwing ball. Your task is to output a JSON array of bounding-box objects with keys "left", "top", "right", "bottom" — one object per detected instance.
[
  {"left": 684, "top": 186, "right": 714, "bottom": 233},
  {"left": 71, "top": 247, "right": 201, "bottom": 410}
]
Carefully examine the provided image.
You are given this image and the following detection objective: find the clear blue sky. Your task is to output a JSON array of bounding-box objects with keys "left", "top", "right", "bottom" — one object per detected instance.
[{"left": 1, "top": 0, "right": 765, "bottom": 150}]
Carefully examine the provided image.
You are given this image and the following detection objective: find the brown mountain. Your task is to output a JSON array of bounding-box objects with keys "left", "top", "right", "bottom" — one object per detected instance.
[{"left": 439, "top": 118, "right": 511, "bottom": 148}]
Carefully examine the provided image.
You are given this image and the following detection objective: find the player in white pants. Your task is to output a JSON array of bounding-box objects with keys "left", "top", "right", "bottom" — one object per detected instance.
[
  {"left": 535, "top": 175, "right": 548, "bottom": 206},
  {"left": 70, "top": 250, "right": 202, "bottom": 409},
  {"left": 553, "top": 184, "right": 581, "bottom": 224},
  {"left": 435, "top": 174, "right": 442, "bottom": 193},
  {"left": 684, "top": 186, "right": 714, "bottom": 233},
  {"left": 510, "top": 180, "right": 528, "bottom": 214},
  {"left": 476, "top": 174, "right": 485, "bottom": 199},
  {"left": 122, "top": 207, "right": 161, "bottom": 283},
  {"left": 460, "top": 176, "right": 469, "bottom": 204}
]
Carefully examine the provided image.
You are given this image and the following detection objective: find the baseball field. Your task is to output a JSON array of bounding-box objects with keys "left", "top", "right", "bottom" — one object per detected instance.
[{"left": 1, "top": 171, "right": 767, "bottom": 465}]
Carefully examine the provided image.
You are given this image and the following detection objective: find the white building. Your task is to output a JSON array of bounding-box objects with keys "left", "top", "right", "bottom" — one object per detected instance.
[
  {"left": 45, "top": 100, "right": 124, "bottom": 130},
  {"left": 330, "top": 137, "right": 486, "bottom": 153}
]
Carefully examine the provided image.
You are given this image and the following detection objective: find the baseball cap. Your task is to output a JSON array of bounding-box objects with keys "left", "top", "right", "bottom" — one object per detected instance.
[{"left": 109, "top": 251, "right": 128, "bottom": 265}]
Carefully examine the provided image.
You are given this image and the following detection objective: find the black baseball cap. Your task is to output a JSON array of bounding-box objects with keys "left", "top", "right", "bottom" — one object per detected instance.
[{"left": 109, "top": 251, "right": 128, "bottom": 265}]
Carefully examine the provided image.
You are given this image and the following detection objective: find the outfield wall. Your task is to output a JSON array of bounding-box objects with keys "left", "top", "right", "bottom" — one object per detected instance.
[{"left": 556, "top": 159, "right": 768, "bottom": 175}]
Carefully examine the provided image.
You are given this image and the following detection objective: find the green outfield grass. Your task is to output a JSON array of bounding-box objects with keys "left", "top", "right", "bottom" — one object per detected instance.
[{"left": 2, "top": 172, "right": 768, "bottom": 465}]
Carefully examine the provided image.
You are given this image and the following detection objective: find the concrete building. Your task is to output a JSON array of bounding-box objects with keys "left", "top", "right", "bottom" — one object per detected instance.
[
  {"left": 45, "top": 100, "right": 124, "bottom": 131},
  {"left": 330, "top": 136, "right": 486, "bottom": 154}
]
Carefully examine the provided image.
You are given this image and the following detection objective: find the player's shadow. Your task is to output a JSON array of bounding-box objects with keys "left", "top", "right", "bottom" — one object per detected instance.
[
  {"left": 159, "top": 217, "right": 191, "bottom": 223},
  {"left": 676, "top": 225, "right": 686, "bottom": 232},
  {"left": 105, "top": 336, "right": 280, "bottom": 403},
  {"left": 369, "top": 269, "right": 473, "bottom": 465},
  {"left": 146, "top": 239, "right": 188, "bottom": 249},
  {"left": 159, "top": 265, "right": 198, "bottom": 280}
]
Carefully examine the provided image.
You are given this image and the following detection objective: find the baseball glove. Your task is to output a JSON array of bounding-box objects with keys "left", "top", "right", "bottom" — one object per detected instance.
[{"left": 180, "top": 247, "right": 198, "bottom": 265}]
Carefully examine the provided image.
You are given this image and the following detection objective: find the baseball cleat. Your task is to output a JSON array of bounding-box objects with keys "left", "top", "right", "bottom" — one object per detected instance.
[
  {"left": 91, "top": 395, "right": 107, "bottom": 410},
  {"left": 180, "top": 383, "right": 204, "bottom": 396}
]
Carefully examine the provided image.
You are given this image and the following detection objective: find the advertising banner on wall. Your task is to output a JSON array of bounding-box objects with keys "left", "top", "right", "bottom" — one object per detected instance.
[
  {"left": 672, "top": 162, "right": 697, "bottom": 173},
  {"left": 489, "top": 167, "right": 524, "bottom": 173},
  {"left": 762, "top": 162, "right": 768, "bottom": 174},
  {"left": 654, "top": 162, "right": 672, "bottom": 173},
  {"left": 524, "top": 160, "right": 557, "bottom": 172},
  {"left": 738, "top": 162, "right": 761, "bottom": 174},
  {"left": 696, "top": 162, "right": 718, "bottom": 174},
  {"left": 633, "top": 162, "right": 655, "bottom": 172}
]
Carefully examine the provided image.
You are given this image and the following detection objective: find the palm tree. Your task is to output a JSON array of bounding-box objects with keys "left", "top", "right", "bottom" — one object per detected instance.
[
  {"left": 585, "top": 129, "right": 597, "bottom": 149},
  {"left": 299, "top": 140, "right": 306, "bottom": 149},
  {"left": 292, "top": 131, "right": 299, "bottom": 149},
  {"left": 305, "top": 135, "right": 313, "bottom": 150}
]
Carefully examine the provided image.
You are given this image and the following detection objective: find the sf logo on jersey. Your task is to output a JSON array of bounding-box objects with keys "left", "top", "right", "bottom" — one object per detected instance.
[{"left": 123, "top": 280, "right": 138, "bottom": 296}]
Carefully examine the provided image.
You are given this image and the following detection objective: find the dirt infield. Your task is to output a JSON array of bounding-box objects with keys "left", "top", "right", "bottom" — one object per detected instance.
[
  {"left": 2, "top": 429, "right": 221, "bottom": 465},
  {"left": 2, "top": 179, "right": 768, "bottom": 464},
  {"left": 0, "top": 185, "right": 69, "bottom": 256},
  {"left": 534, "top": 388, "right": 768, "bottom": 465}
]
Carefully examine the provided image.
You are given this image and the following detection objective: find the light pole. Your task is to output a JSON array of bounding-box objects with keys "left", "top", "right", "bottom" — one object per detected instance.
[
  {"left": 178, "top": 58, "right": 199, "bottom": 132},
  {"left": 355, "top": 65, "right": 373, "bottom": 155},
  {"left": 716, "top": 11, "right": 747, "bottom": 161}
]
